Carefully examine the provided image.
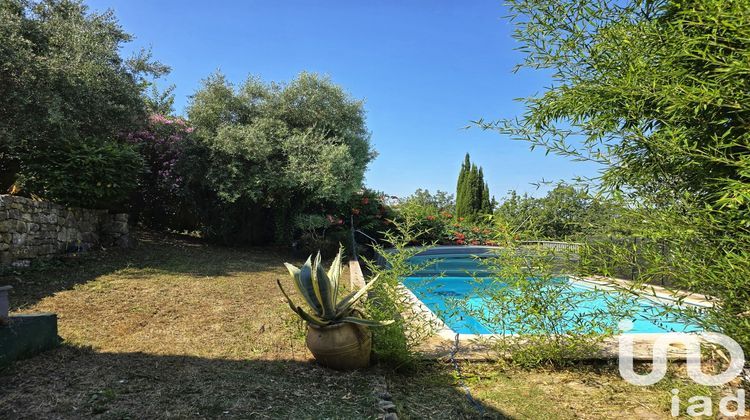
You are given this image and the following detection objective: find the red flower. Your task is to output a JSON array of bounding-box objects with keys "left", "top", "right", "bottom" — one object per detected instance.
[
  {"left": 470, "top": 240, "right": 479, "bottom": 245},
  {"left": 456, "top": 239, "right": 465, "bottom": 245},
  {"left": 472, "top": 227, "right": 480, "bottom": 233},
  {"left": 426, "top": 215, "right": 436, "bottom": 221},
  {"left": 458, "top": 217, "right": 465, "bottom": 222},
  {"left": 442, "top": 212, "right": 452, "bottom": 219}
]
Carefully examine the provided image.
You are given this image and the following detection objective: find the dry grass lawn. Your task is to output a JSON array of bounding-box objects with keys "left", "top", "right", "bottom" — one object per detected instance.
[{"left": 0, "top": 233, "right": 729, "bottom": 419}]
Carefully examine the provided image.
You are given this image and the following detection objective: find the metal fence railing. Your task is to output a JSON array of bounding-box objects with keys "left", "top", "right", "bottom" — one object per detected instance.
[{"left": 520, "top": 240, "right": 582, "bottom": 253}]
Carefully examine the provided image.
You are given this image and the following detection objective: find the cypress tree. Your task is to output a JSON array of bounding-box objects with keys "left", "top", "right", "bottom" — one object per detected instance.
[
  {"left": 470, "top": 165, "right": 481, "bottom": 216},
  {"left": 474, "top": 167, "right": 485, "bottom": 213},
  {"left": 456, "top": 154, "right": 472, "bottom": 218},
  {"left": 456, "top": 154, "right": 493, "bottom": 220},
  {"left": 481, "top": 181, "right": 492, "bottom": 214}
]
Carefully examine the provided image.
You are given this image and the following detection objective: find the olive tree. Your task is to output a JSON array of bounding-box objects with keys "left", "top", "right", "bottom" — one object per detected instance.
[
  {"left": 0, "top": 0, "right": 167, "bottom": 208},
  {"left": 185, "top": 72, "right": 375, "bottom": 244}
]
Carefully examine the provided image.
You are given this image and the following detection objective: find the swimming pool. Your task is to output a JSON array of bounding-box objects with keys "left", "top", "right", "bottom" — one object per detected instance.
[{"left": 400, "top": 247, "right": 703, "bottom": 335}]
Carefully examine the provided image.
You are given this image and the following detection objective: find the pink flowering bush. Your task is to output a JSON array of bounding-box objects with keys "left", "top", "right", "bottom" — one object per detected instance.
[{"left": 126, "top": 114, "right": 195, "bottom": 229}]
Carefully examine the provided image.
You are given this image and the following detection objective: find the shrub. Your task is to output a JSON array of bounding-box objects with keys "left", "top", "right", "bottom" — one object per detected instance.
[
  {"left": 395, "top": 200, "right": 500, "bottom": 246},
  {"left": 363, "top": 218, "right": 439, "bottom": 371},
  {"left": 293, "top": 213, "right": 341, "bottom": 256},
  {"left": 0, "top": 0, "right": 167, "bottom": 208},
  {"left": 292, "top": 189, "right": 395, "bottom": 257},
  {"left": 18, "top": 138, "right": 143, "bottom": 209},
  {"left": 126, "top": 114, "right": 195, "bottom": 229},
  {"left": 347, "top": 189, "right": 396, "bottom": 245}
]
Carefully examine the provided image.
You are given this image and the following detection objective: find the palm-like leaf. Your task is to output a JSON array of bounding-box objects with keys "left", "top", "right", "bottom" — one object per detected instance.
[
  {"left": 340, "top": 316, "right": 395, "bottom": 327},
  {"left": 285, "top": 257, "right": 321, "bottom": 313},
  {"left": 335, "top": 274, "right": 380, "bottom": 316},
  {"left": 328, "top": 245, "right": 344, "bottom": 303},
  {"left": 277, "top": 279, "right": 298, "bottom": 313},
  {"left": 280, "top": 249, "right": 392, "bottom": 328},
  {"left": 294, "top": 305, "right": 328, "bottom": 327},
  {"left": 311, "top": 252, "right": 335, "bottom": 318}
]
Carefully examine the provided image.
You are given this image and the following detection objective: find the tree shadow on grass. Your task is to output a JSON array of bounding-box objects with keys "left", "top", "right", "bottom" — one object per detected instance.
[
  {"left": 0, "top": 344, "right": 513, "bottom": 419},
  {"left": 0, "top": 231, "right": 297, "bottom": 310}
]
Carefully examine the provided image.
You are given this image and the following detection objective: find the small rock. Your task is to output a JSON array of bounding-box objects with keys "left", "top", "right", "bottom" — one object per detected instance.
[
  {"left": 377, "top": 391, "right": 392, "bottom": 400},
  {"left": 377, "top": 400, "right": 396, "bottom": 412}
]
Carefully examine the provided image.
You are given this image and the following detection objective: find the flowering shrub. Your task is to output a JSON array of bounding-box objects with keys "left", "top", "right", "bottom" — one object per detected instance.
[
  {"left": 347, "top": 189, "right": 396, "bottom": 246},
  {"left": 126, "top": 114, "right": 194, "bottom": 229},
  {"left": 293, "top": 189, "right": 396, "bottom": 255},
  {"left": 446, "top": 222, "right": 498, "bottom": 246},
  {"left": 396, "top": 202, "right": 502, "bottom": 246}
]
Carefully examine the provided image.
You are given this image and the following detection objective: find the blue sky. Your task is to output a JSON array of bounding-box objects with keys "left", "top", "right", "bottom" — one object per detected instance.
[{"left": 90, "top": 0, "right": 600, "bottom": 199}]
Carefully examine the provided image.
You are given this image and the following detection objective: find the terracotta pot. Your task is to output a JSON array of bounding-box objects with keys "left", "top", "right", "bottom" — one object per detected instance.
[{"left": 306, "top": 322, "right": 371, "bottom": 370}]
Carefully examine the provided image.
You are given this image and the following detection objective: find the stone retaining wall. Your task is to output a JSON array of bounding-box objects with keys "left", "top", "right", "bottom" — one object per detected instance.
[{"left": 0, "top": 195, "right": 130, "bottom": 266}]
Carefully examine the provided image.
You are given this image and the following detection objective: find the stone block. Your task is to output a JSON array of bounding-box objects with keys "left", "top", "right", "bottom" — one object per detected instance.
[
  {"left": 0, "top": 313, "right": 60, "bottom": 366},
  {"left": 112, "top": 221, "right": 129, "bottom": 233},
  {"left": 0, "top": 220, "right": 12, "bottom": 233},
  {"left": 115, "top": 234, "right": 135, "bottom": 248},
  {"left": 10, "top": 259, "right": 29, "bottom": 268},
  {"left": 81, "top": 232, "right": 99, "bottom": 244},
  {"left": 113, "top": 213, "right": 129, "bottom": 223},
  {"left": 11, "top": 233, "right": 27, "bottom": 246}
]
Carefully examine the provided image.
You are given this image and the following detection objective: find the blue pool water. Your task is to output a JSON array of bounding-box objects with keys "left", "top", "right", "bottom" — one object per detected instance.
[{"left": 403, "top": 276, "right": 699, "bottom": 334}]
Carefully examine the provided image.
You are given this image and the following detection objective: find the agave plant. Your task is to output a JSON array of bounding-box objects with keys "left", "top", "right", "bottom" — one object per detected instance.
[{"left": 277, "top": 248, "right": 393, "bottom": 327}]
